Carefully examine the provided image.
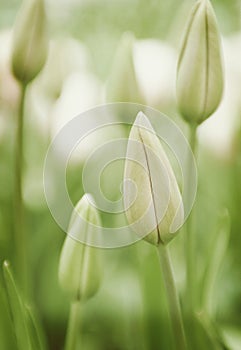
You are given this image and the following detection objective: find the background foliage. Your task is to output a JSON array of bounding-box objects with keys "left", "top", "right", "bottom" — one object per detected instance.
[{"left": 0, "top": 0, "right": 241, "bottom": 349}]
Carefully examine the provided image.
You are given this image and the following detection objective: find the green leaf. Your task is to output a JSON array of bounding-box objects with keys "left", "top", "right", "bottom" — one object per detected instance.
[
  {"left": 200, "top": 209, "right": 230, "bottom": 315},
  {"left": 24, "top": 304, "right": 47, "bottom": 350},
  {"left": 221, "top": 326, "right": 241, "bottom": 350},
  {"left": 2, "top": 261, "right": 32, "bottom": 350},
  {"left": 2, "top": 261, "right": 47, "bottom": 350},
  {"left": 0, "top": 283, "right": 18, "bottom": 349},
  {"left": 197, "top": 312, "right": 230, "bottom": 350},
  {"left": 185, "top": 312, "right": 226, "bottom": 350}
]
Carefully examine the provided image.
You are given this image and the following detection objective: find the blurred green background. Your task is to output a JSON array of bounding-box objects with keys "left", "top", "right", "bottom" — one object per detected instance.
[{"left": 0, "top": 0, "right": 241, "bottom": 349}]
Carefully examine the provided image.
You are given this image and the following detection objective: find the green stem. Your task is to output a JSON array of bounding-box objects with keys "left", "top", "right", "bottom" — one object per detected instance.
[
  {"left": 185, "top": 124, "right": 197, "bottom": 313},
  {"left": 14, "top": 83, "right": 28, "bottom": 296},
  {"left": 158, "top": 244, "right": 187, "bottom": 350},
  {"left": 65, "top": 301, "right": 81, "bottom": 350}
]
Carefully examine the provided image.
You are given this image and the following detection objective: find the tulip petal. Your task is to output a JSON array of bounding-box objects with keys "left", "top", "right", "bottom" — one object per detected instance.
[
  {"left": 177, "top": 0, "right": 223, "bottom": 124},
  {"left": 124, "top": 112, "right": 184, "bottom": 245}
]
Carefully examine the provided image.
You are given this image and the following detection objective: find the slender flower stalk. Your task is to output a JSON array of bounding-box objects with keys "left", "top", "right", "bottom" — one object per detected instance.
[
  {"left": 14, "top": 83, "right": 28, "bottom": 296},
  {"left": 158, "top": 244, "right": 187, "bottom": 350},
  {"left": 185, "top": 124, "right": 198, "bottom": 312},
  {"left": 123, "top": 112, "right": 187, "bottom": 350},
  {"left": 65, "top": 302, "right": 82, "bottom": 350}
]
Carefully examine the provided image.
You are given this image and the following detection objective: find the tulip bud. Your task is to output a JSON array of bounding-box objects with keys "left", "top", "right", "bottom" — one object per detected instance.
[
  {"left": 105, "top": 32, "right": 142, "bottom": 103},
  {"left": 58, "top": 194, "right": 102, "bottom": 301},
  {"left": 123, "top": 112, "right": 184, "bottom": 245},
  {"left": 12, "top": 0, "right": 48, "bottom": 84},
  {"left": 176, "top": 0, "right": 224, "bottom": 124}
]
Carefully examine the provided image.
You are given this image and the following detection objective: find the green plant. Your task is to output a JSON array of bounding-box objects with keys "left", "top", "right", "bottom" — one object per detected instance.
[
  {"left": 0, "top": 0, "right": 239, "bottom": 348},
  {"left": 123, "top": 112, "right": 187, "bottom": 350},
  {"left": 11, "top": 0, "right": 48, "bottom": 296},
  {"left": 58, "top": 194, "right": 103, "bottom": 350},
  {"left": 176, "top": 0, "right": 224, "bottom": 314}
]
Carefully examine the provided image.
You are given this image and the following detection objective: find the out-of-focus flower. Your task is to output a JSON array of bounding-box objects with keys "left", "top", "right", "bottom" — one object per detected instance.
[
  {"left": 0, "top": 30, "right": 19, "bottom": 113},
  {"left": 134, "top": 39, "right": 177, "bottom": 110},
  {"left": 176, "top": 0, "right": 224, "bottom": 124},
  {"left": 58, "top": 194, "right": 102, "bottom": 301},
  {"left": 198, "top": 33, "right": 241, "bottom": 159},
  {"left": 24, "top": 38, "right": 101, "bottom": 139},
  {"left": 123, "top": 112, "right": 184, "bottom": 246},
  {"left": 37, "top": 38, "right": 91, "bottom": 101},
  {"left": 12, "top": 0, "right": 48, "bottom": 84},
  {"left": 50, "top": 71, "right": 101, "bottom": 137},
  {"left": 105, "top": 32, "right": 143, "bottom": 104}
]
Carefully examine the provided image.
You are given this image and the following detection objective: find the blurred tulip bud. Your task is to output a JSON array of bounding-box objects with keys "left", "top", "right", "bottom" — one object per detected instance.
[
  {"left": 105, "top": 32, "right": 142, "bottom": 103},
  {"left": 12, "top": 0, "right": 48, "bottom": 84},
  {"left": 123, "top": 112, "right": 184, "bottom": 245},
  {"left": 58, "top": 194, "right": 102, "bottom": 301},
  {"left": 176, "top": 0, "right": 224, "bottom": 124}
]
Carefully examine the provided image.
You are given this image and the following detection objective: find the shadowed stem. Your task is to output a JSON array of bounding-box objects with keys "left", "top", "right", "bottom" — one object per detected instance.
[
  {"left": 158, "top": 244, "right": 187, "bottom": 350},
  {"left": 65, "top": 301, "right": 81, "bottom": 350},
  {"left": 14, "top": 83, "right": 28, "bottom": 297},
  {"left": 185, "top": 124, "right": 197, "bottom": 313}
]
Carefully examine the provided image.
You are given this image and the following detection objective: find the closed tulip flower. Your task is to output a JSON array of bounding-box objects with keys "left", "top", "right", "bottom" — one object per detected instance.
[
  {"left": 58, "top": 194, "right": 102, "bottom": 302},
  {"left": 123, "top": 112, "right": 184, "bottom": 246},
  {"left": 12, "top": 0, "right": 48, "bottom": 84},
  {"left": 176, "top": 0, "right": 224, "bottom": 124},
  {"left": 105, "top": 32, "right": 142, "bottom": 104}
]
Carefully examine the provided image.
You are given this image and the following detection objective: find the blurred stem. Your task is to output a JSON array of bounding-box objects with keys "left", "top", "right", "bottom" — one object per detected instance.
[
  {"left": 201, "top": 210, "right": 230, "bottom": 316},
  {"left": 185, "top": 124, "right": 197, "bottom": 313},
  {"left": 14, "top": 83, "right": 28, "bottom": 297},
  {"left": 65, "top": 301, "right": 81, "bottom": 350},
  {"left": 158, "top": 244, "right": 187, "bottom": 350}
]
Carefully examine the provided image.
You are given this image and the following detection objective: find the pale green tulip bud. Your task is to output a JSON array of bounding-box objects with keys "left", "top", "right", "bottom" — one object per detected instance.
[
  {"left": 12, "top": 0, "right": 48, "bottom": 84},
  {"left": 58, "top": 194, "right": 102, "bottom": 301},
  {"left": 176, "top": 0, "right": 224, "bottom": 124},
  {"left": 105, "top": 32, "right": 142, "bottom": 103},
  {"left": 123, "top": 112, "right": 184, "bottom": 245}
]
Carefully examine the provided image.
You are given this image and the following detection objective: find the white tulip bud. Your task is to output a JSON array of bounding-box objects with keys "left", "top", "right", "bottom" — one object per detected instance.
[
  {"left": 176, "top": 0, "right": 224, "bottom": 124},
  {"left": 58, "top": 194, "right": 102, "bottom": 301},
  {"left": 105, "top": 32, "right": 142, "bottom": 103},
  {"left": 123, "top": 112, "right": 184, "bottom": 245},
  {"left": 12, "top": 0, "right": 48, "bottom": 84}
]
